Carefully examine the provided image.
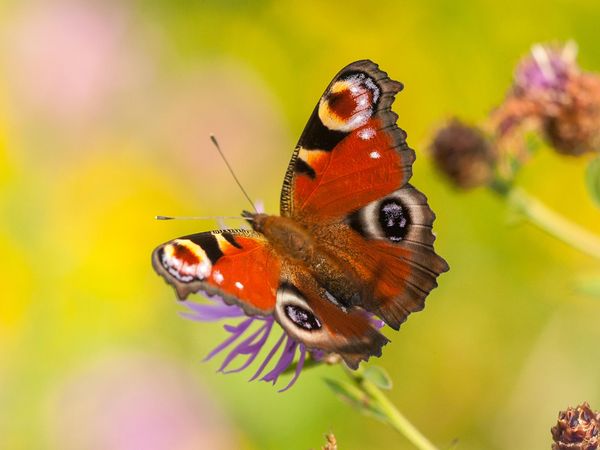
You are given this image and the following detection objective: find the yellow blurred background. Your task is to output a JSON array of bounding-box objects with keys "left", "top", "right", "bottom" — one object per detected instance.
[{"left": 1, "top": 0, "right": 599, "bottom": 449}]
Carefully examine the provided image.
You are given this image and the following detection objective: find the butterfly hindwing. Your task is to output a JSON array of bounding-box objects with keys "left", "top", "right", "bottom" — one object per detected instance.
[
  {"left": 152, "top": 229, "right": 281, "bottom": 315},
  {"left": 313, "top": 184, "right": 449, "bottom": 330},
  {"left": 280, "top": 60, "right": 415, "bottom": 220},
  {"left": 274, "top": 269, "right": 388, "bottom": 369}
]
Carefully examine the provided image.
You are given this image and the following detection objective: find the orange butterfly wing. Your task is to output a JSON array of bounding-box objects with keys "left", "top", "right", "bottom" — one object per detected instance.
[
  {"left": 280, "top": 60, "right": 415, "bottom": 220},
  {"left": 280, "top": 60, "right": 448, "bottom": 331},
  {"left": 316, "top": 185, "right": 449, "bottom": 329},
  {"left": 275, "top": 270, "right": 388, "bottom": 369},
  {"left": 152, "top": 230, "right": 281, "bottom": 315},
  {"left": 152, "top": 228, "right": 388, "bottom": 367}
]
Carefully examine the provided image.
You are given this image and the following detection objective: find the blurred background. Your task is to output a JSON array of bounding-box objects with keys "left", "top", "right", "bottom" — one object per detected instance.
[{"left": 1, "top": 0, "right": 599, "bottom": 449}]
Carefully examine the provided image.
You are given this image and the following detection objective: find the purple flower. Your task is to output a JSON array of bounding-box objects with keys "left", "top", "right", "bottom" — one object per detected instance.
[
  {"left": 179, "top": 202, "right": 312, "bottom": 392},
  {"left": 498, "top": 41, "right": 600, "bottom": 156},
  {"left": 181, "top": 296, "right": 307, "bottom": 392},
  {"left": 514, "top": 42, "right": 579, "bottom": 96}
]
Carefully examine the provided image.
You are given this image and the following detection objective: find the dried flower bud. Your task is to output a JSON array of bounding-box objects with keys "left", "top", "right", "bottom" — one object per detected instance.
[
  {"left": 544, "top": 73, "right": 600, "bottom": 155},
  {"left": 322, "top": 432, "right": 338, "bottom": 450},
  {"left": 492, "top": 95, "right": 543, "bottom": 138},
  {"left": 551, "top": 402, "right": 600, "bottom": 450},
  {"left": 430, "top": 119, "right": 496, "bottom": 189}
]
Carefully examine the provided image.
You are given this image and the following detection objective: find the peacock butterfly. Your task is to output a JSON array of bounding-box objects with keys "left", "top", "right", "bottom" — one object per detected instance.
[{"left": 152, "top": 60, "right": 449, "bottom": 368}]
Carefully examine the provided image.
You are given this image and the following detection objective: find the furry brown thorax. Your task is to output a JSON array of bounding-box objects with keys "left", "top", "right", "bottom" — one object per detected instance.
[{"left": 246, "top": 211, "right": 360, "bottom": 308}]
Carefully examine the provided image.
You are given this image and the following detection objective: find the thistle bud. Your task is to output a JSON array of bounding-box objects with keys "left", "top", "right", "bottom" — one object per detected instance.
[
  {"left": 430, "top": 119, "right": 496, "bottom": 189},
  {"left": 544, "top": 73, "right": 600, "bottom": 155},
  {"left": 551, "top": 402, "right": 600, "bottom": 450}
]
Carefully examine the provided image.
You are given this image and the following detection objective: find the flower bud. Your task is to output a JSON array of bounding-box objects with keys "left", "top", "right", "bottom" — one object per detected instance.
[
  {"left": 430, "top": 119, "right": 496, "bottom": 189},
  {"left": 322, "top": 432, "right": 338, "bottom": 450},
  {"left": 544, "top": 73, "right": 600, "bottom": 155},
  {"left": 551, "top": 402, "right": 600, "bottom": 450}
]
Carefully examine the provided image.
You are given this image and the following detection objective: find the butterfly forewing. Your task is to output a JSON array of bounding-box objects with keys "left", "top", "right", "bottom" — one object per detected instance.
[
  {"left": 280, "top": 60, "right": 415, "bottom": 220},
  {"left": 152, "top": 229, "right": 281, "bottom": 315}
]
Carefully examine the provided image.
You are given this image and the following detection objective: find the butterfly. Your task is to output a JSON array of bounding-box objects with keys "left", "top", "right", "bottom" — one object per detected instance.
[{"left": 152, "top": 60, "right": 449, "bottom": 369}]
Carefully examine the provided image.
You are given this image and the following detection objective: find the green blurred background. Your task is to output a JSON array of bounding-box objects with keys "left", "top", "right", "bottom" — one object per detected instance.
[{"left": 1, "top": 0, "right": 599, "bottom": 449}]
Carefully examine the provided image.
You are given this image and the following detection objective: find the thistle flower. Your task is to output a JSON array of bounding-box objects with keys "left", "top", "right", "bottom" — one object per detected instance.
[
  {"left": 429, "top": 119, "right": 497, "bottom": 189},
  {"left": 180, "top": 294, "right": 387, "bottom": 391},
  {"left": 551, "top": 402, "right": 600, "bottom": 450},
  {"left": 514, "top": 42, "right": 579, "bottom": 98},
  {"left": 495, "top": 42, "right": 600, "bottom": 156},
  {"left": 182, "top": 296, "right": 307, "bottom": 392},
  {"left": 492, "top": 43, "right": 578, "bottom": 141}
]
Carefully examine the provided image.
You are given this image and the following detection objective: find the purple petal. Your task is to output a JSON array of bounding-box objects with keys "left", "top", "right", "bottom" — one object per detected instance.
[
  {"left": 309, "top": 348, "right": 326, "bottom": 361},
  {"left": 261, "top": 335, "right": 298, "bottom": 384},
  {"left": 182, "top": 298, "right": 245, "bottom": 322},
  {"left": 278, "top": 343, "right": 306, "bottom": 392},
  {"left": 249, "top": 330, "right": 286, "bottom": 381},
  {"left": 218, "top": 320, "right": 274, "bottom": 374},
  {"left": 178, "top": 293, "right": 310, "bottom": 391},
  {"left": 515, "top": 43, "right": 578, "bottom": 94},
  {"left": 203, "top": 318, "right": 254, "bottom": 361},
  {"left": 370, "top": 318, "right": 385, "bottom": 329},
  {"left": 254, "top": 199, "right": 265, "bottom": 214}
]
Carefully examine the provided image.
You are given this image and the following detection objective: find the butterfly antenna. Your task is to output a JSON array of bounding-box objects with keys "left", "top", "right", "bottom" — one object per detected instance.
[
  {"left": 210, "top": 134, "right": 257, "bottom": 213},
  {"left": 155, "top": 215, "right": 252, "bottom": 221}
]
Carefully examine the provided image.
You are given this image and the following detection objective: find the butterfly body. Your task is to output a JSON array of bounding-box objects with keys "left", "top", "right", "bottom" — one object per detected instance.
[
  {"left": 247, "top": 211, "right": 363, "bottom": 310},
  {"left": 153, "top": 60, "right": 449, "bottom": 368}
]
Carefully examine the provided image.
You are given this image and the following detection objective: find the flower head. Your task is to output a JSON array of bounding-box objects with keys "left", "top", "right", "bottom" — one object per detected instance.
[
  {"left": 494, "top": 42, "right": 600, "bottom": 156},
  {"left": 429, "top": 119, "right": 497, "bottom": 189},
  {"left": 181, "top": 294, "right": 385, "bottom": 391},
  {"left": 493, "top": 43, "right": 578, "bottom": 138},
  {"left": 182, "top": 296, "right": 307, "bottom": 392},
  {"left": 514, "top": 42, "right": 579, "bottom": 97},
  {"left": 551, "top": 402, "right": 600, "bottom": 450}
]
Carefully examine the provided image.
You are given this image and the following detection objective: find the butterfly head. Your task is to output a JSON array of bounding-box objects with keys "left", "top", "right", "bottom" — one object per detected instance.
[
  {"left": 243, "top": 211, "right": 316, "bottom": 262},
  {"left": 241, "top": 210, "right": 264, "bottom": 229}
]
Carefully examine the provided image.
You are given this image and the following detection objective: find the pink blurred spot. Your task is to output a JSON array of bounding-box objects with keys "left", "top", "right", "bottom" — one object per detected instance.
[
  {"left": 5, "top": 0, "right": 150, "bottom": 125},
  {"left": 45, "top": 353, "right": 239, "bottom": 450}
]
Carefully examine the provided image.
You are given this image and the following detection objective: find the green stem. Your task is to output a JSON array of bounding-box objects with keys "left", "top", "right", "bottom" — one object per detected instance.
[
  {"left": 498, "top": 186, "right": 600, "bottom": 260},
  {"left": 345, "top": 368, "right": 439, "bottom": 450},
  {"left": 363, "top": 379, "right": 439, "bottom": 450}
]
